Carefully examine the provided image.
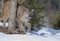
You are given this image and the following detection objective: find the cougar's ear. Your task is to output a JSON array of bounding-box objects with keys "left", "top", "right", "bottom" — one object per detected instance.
[
  {"left": 31, "top": 9, "right": 34, "bottom": 13},
  {"left": 31, "top": 9, "right": 34, "bottom": 16}
]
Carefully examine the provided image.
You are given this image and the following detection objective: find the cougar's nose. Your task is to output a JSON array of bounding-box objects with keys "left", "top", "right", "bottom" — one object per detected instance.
[{"left": 29, "top": 14, "right": 33, "bottom": 17}]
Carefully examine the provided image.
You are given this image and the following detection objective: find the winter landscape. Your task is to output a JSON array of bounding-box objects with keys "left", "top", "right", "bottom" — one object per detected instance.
[
  {"left": 0, "top": 22, "right": 60, "bottom": 41},
  {"left": 0, "top": 0, "right": 60, "bottom": 41}
]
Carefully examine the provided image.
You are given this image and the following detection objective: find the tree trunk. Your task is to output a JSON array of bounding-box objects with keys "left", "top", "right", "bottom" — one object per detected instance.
[
  {"left": 7, "top": 0, "right": 17, "bottom": 34},
  {"left": 2, "top": 0, "right": 4, "bottom": 15},
  {"left": 47, "top": 0, "right": 51, "bottom": 15},
  {"left": 58, "top": 0, "right": 60, "bottom": 11},
  {"left": 0, "top": 0, "right": 4, "bottom": 16},
  {"left": 45, "top": 0, "right": 51, "bottom": 27}
]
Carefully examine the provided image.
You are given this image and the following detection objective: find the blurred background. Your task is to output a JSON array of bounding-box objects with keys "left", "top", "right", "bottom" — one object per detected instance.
[{"left": 0, "top": 0, "right": 60, "bottom": 30}]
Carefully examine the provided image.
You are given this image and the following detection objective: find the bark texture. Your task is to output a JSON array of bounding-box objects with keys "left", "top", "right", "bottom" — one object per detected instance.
[{"left": 8, "top": 0, "right": 17, "bottom": 33}]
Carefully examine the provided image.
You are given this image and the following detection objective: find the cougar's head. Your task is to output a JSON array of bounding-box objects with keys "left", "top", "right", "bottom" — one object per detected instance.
[{"left": 26, "top": 9, "right": 34, "bottom": 19}]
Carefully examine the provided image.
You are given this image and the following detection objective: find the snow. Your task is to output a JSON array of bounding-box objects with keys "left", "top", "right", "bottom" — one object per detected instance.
[
  {"left": 0, "top": 22, "right": 60, "bottom": 41},
  {"left": 0, "top": 32, "right": 60, "bottom": 41},
  {"left": 0, "top": 22, "right": 8, "bottom": 27},
  {"left": 0, "top": 22, "right": 3, "bottom": 26}
]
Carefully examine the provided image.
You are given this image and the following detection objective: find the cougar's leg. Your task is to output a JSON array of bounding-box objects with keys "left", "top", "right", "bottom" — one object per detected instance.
[
  {"left": 3, "top": 19, "right": 6, "bottom": 28},
  {"left": 26, "top": 23, "right": 31, "bottom": 32},
  {"left": 2, "top": 19, "right": 7, "bottom": 32},
  {"left": 17, "top": 19, "right": 25, "bottom": 34}
]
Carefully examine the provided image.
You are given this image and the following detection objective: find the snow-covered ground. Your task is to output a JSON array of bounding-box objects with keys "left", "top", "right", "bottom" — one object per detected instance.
[{"left": 0, "top": 22, "right": 60, "bottom": 41}]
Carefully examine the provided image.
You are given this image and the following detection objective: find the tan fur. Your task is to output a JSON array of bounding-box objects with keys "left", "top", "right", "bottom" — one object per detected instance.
[
  {"left": 17, "top": 6, "right": 31, "bottom": 32},
  {"left": 0, "top": 1, "right": 10, "bottom": 20},
  {"left": 0, "top": 1, "right": 10, "bottom": 28},
  {"left": 0, "top": 1, "right": 32, "bottom": 33}
]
